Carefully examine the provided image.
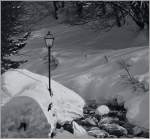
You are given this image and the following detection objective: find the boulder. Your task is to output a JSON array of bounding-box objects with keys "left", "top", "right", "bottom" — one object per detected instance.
[
  {"left": 89, "top": 127, "right": 100, "bottom": 131},
  {"left": 1, "top": 69, "right": 85, "bottom": 137},
  {"left": 132, "top": 126, "right": 143, "bottom": 136},
  {"left": 88, "top": 129, "right": 109, "bottom": 138},
  {"left": 72, "top": 121, "right": 87, "bottom": 137},
  {"left": 98, "top": 117, "right": 119, "bottom": 125},
  {"left": 108, "top": 135, "right": 117, "bottom": 138},
  {"left": 96, "top": 105, "right": 110, "bottom": 116},
  {"left": 100, "top": 123, "right": 128, "bottom": 137},
  {"left": 84, "top": 117, "right": 97, "bottom": 126},
  {"left": 55, "top": 130, "right": 74, "bottom": 138}
]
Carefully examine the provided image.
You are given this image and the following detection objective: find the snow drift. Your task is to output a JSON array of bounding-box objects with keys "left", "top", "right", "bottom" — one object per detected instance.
[{"left": 1, "top": 69, "right": 85, "bottom": 136}]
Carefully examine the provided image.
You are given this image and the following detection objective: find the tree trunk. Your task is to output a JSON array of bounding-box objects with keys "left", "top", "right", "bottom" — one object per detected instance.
[
  {"left": 76, "top": 2, "right": 83, "bottom": 18},
  {"left": 61, "top": 1, "right": 65, "bottom": 8},
  {"left": 102, "top": 2, "right": 106, "bottom": 15},
  {"left": 113, "top": 5, "right": 121, "bottom": 27},
  {"left": 53, "top": 1, "right": 58, "bottom": 19}
]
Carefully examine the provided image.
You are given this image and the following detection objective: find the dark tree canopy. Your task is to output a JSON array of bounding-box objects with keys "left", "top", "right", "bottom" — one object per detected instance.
[
  {"left": 54, "top": 1, "right": 149, "bottom": 29},
  {"left": 1, "top": 1, "right": 24, "bottom": 55},
  {"left": 1, "top": 1, "right": 25, "bottom": 73}
]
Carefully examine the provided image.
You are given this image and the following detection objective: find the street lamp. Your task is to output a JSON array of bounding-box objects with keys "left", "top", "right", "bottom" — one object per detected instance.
[{"left": 44, "top": 31, "right": 54, "bottom": 97}]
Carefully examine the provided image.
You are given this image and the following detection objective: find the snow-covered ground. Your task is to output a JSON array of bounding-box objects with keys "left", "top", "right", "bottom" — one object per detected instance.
[
  {"left": 1, "top": 16, "right": 149, "bottom": 137},
  {"left": 1, "top": 69, "right": 85, "bottom": 136}
]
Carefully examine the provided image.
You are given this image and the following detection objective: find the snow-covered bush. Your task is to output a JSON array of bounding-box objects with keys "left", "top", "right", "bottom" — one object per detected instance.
[{"left": 117, "top": 59, "right": 149, "bottom": 93}]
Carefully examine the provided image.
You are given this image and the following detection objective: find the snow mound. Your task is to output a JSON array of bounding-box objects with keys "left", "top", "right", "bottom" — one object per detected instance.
[
  {"left": 125, "top": 93, "right": 149, "bottom": 129},
  {"left": 1, "top": 69, "right": 85, "bottom": 136}
]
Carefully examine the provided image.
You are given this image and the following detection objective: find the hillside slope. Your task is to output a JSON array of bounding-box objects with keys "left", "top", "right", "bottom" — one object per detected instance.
[{"left": 3, "top": 16, "right": 149, "bottom": 130}]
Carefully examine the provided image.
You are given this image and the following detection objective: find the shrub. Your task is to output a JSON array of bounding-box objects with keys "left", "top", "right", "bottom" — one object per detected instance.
[{"left": 117, "top": 59, "right": 149, "bottom": 93}]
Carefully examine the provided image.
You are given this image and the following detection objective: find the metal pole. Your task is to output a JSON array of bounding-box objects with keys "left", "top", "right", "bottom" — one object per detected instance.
[{"left": 48, "top": 47, "right": 53, "bottom": 96}]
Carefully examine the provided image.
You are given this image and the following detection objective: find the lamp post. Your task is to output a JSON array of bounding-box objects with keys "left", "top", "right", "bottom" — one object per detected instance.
[{"left": 44, "top": 31, "right": 54, "bottom": 97}]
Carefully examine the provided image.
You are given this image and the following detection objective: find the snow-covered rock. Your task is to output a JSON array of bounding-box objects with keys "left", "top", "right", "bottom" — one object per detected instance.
[
  {"left": 1, "top": 69, "right": 85, "bottom": 136},
  {"left": 88, "top": 128, "right": 109, "bottom": 138},
  {"left": 96, "top": 105, "right": 110, "bottom": 116},
  {"left": 132, "top": 126, "right": 143, "bottom": 136},
  {"left": 98, "top": 117, "right": 119, "bottom": 125},
  {"left": 55, "top": 130, "right": 74, "bottom": 138},
  {"left": 100, "top": 123, "right": 128, "bottom": 136},
  {"left": 72, "top": 121, "right": 87, "bottom": 137},
  {"left": 125, "top": 93, "right": 149, "bottom": 129}
]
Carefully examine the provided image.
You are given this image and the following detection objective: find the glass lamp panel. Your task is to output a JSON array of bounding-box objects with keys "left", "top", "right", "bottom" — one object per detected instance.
[{"left": 45, "top": 38, "right": 53, "bottom": 48}]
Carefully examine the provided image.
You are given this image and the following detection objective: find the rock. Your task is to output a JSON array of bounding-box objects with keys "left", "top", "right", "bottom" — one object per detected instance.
[
  {"left": 96, "top": 105, "right": 110, "bottom": 116},
  {"left": 83, "top": 106, "right": 95, "bottom": 114},
  {"left": 83, "top": 108, "right": 89, "bottom": 114},
  {"left": 98, "top": 117, "right": 119, "bottom": 125},
  {"left": 88, "top": 129, "right": 109, "bottom": 138},
  {"left": 72, "top": 121, "right": 87, "bottom": 137},
  {"left": 88, "top": 103, "right": 97, "bottom": 109},
  {"left": 141, "top": 131, "right": 149, "bottom": 138},
  {"left": 55, "top": 130, "right": 74, "bottom": 138},
  {"left": 126, "top": 134, "right": 134, "bottom": 138},
  {"left": 90, "top": 127, "right": 100, "bottom": 131},
  {"left": 63, "top": 121, "right": 73, "bottom": 134},
  {"left": 132, "top": 126, "right": 143, "bottom": 136},
  {"left": 116, "top": 111, "right": 126, "bottom": 120},
  {"left": 85, "top": 117, "right": 97, "bottom": 126},
  {"left": 94, "top": 114, "right": 102, "bottom": 121},
  {"left": 122, "top": 122, "right": 134, "bottom": 134},
  {"left": 100, "top": 123, "right": 128, "bottom": 137},
  {"left": 89, "top": 111, "right": 95, "bottom": 114},
  {"left": 55, "top": 127, "right": 64, "bottom": 134},
  {"left": 125, "top": 93, "right": 149, "bottom": 129},
  {"left": 108, "top": 135, "right": 117, "bottom": 138}
]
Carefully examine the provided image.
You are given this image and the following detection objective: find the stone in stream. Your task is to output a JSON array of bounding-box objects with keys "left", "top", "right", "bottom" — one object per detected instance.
[
  {"left": 122, "top": 122, "right": 135, "bottom": 134},
  {"left": 116, "top": 111, "right": 126, "bottom": 121},
  {"left": 88, "top": 128, "right": 109, "bottom": 138},
  {"left": 88, "top": 103, "right": 97, "bottom": 109},
  {"left": 96, "top": 105, "right": 110, "bottom": 116},
  {"left": 63, "top": 121, "right": 73, "bottom": 134},
  {"left": 84, "top": 117, "right": 98, "bottom": 126},
  {"left": 132, "top": 126, "right": 143, "bottom": 136},
  {"left": 72, "top": 121, "right": 87, "bottom": 137},
  {"left": 98, "top": 117, "right": 119, "bottom": 125},
  {"left": 83, "top": 107, "right": 95, "bottom": 115},
  {"left": 100, "top": 123, "right": 128, "bottom": 137},
  {"left": 55, "top": 130, "right": 74, "bottom": 138},
  {"left": 108, "top": 135, "right": 117, "bottom": 138},
  {"left": 89, "top": 110, "right": 95, "bottom": 115},
  {"left": 90, "top": 127, "right": 100, "bottom": 131}
]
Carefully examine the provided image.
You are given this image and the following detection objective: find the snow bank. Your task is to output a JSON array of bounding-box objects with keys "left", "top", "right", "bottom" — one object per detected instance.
[
  {"left": 125, "top": 93, "right": 149, "bottom": 129},
  {"left": 1, "top": 69, "right": 85, "bottom": 135}
]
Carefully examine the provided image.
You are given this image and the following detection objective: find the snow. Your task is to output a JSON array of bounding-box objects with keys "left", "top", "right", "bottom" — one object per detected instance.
[
  {"left": 3, "top": 18, "right": 149, "bottom": 130},
  {"left": 125, "top": 93, "right": 149, "bottom": 129},
  {"left": 1, "top": 69, "right": 85, "bottom": 136}
]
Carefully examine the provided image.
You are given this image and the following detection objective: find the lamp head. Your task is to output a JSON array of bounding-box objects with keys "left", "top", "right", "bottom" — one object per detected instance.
[{"left": 44, "top": 31, "right": 54, "bottom": 48}]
